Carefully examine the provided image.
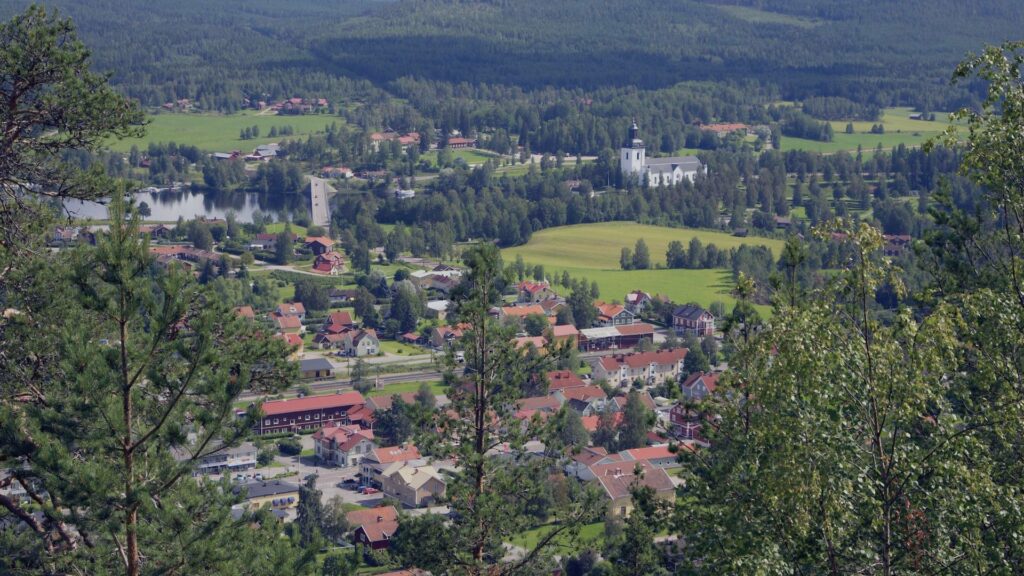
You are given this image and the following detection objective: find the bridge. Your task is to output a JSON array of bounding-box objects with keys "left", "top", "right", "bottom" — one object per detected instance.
[{"left": 307, "top": 176, "right": 334, "bottom": 228}]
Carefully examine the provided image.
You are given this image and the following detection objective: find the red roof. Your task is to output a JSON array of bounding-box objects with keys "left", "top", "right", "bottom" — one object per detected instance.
[
  {"left": 518, "top": 281, "right": 550, "bottom": 294},
  {"left": 273, "top": 315, "right": 303, "bottom": 330},
  {"left": 368, "top": 444, "right": 421, "bottom": 464},
  {"left": 234, "top": 306, "right": 256, "bottom": 319},
  {"left": 580, "top": 413, "right": 623, "bottom": 432},
  {"left": 621, "top": 445, "right": 676, "bottom": 463},
  {"left": 596, "top": 302, "right": 626, "bottom": 318},
  {"left": 559, "top": 386, "right": 607, "bottom": 402},
  {"left": 275, "top": 333, "right": 303, "bottom": 347},
  {"left": 328, "top": 311, "right": 354, "bottom": 326},
  {"left": 501, "top": 305, "right": 545, "bottom": 318},
  {"left": 346, "top": 505, "right": 399, "bottom": 527},
  {"left": 546, "top": 370, "right": 586, "bottom": 392},
  {"left": 260, "top": 391, "right": 365, "bottom": 417},
  {"left": 305, "top": 236, "right": 335, "bottom": 248},
  {"left": 513, "top": 336, "right": 547, "bottom": 349},
  {"left": 447, "top": 137, "right": 476, "bottom": 146},
  {"left": 621, "top": 348, "right": 687, "bottom": 369},
  {"left": 517, "top": 396, "right": 562, "bottom": 412},
  {"left": 276, "top": 302, "right": 306, "bottom": 316},
  {"left": 682, "top": 372, "right": 720, "bottom": 393},
  {"left": 591, "top": 461, "right": 675, "bottom": 500},
  {"left": 551, "top": 324, "right": 579, "bottom": 339},
  {"left": 616, "top": 322, "right": 655, "bottom": 336}
]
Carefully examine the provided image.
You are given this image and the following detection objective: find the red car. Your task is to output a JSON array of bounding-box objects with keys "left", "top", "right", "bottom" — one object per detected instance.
[{"left": 360, "top": 486, "right": 380, "bottom": 495}]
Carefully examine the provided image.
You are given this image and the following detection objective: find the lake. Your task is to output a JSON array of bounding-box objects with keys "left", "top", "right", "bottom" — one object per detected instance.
[{"left": 63, "top": 189, "right": 309, "bottom": 223}]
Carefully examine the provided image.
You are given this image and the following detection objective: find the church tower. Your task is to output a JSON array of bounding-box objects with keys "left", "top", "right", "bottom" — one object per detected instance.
[{"left": 620, "top": 119, "right": 645, "bottom": 181}]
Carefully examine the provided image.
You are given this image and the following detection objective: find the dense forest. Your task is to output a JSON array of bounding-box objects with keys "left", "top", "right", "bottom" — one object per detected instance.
[{"left": 1, "top": 0, "right": 1020, "bottom": 114}]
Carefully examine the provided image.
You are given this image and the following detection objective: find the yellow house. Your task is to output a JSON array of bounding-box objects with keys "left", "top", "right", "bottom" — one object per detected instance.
[{"left": 234, "top": 480, "right": 300, "bottom": 511}]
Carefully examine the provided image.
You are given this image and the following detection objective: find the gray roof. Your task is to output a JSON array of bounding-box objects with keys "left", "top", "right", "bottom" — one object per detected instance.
[
  {"left": 645, "top": 155, "right": 702, "bottom": 173},
  {"left": 300, "top": 358, "right": 334, "bottom": 372},
  {"left": 673, "top": 304, "right": 712, "bottom": 321},
  {"left": 234, "top": 480, "right": 299, "bottom": 499}
]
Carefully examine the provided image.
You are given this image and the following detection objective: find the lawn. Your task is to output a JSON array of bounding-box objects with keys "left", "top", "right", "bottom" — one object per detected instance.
[
  {"left": 426, "top": 148, "right": 501, "bottom": 166},
  {"left": 107, "top": 111, "right": 342, "bottom": 152},
  {"left": 265, "top": 222, "right": 309, "bottom": 236},
  {"left": 366, "top": 380, "right": 445, "bottom": 398},
  {"left": 780, "top": 107, "right": 956, "bottom": 154},
  {"left": 509, "top": 521, "right": 605, "bottom": 552},
  {"left": 501, "top": 222, "right": 782, "bottom": 313},
  {"left": 378, "top": 340, "right": 428, "bottom": 357}
]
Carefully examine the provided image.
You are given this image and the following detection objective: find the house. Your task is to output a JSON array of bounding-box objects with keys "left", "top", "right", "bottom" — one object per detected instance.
[
  {"left": 313, "top": 424, "right": 376, "bottom": 467},
  {"left": 624, "top": 290, "right": 652, "bottom": 315},
  {"left": 234, "top": 306, "right": 256, "bottom": 319},
  {"left": 549, "top": 324, "right": 579, "bottom": 347},
  {"left": 445, "top": 137, "right": 477, "bottom": 149},
  {"left": 313, "top": 331, "right": 350, "bottom": 350},
  {"left": 621, "top": 121, "right": 704, "bottom": 188},
  {"left": 424, "top": 300, "right": 450, "bottom": 321},
  {"left": 234, "top": 480, "right": 300, "bottom": 510},
  {"left": 409, "top": 269, "right": 463, "bottom": 294},
  {"left": 274, "top": 332, "right": 304, "bottom": 359},
  {"left": 545, "top": 370, "right": 586, "bottom": 393},
  {"left": 555, "top": 386, "right": 608, "bottom": 414},
  {"left": 394, "top": 189, "right": 416, "bottom": 200},
  {"left": 577, "top": 323, "right": 655, "bottom": 352},
  {"left": 325, "top": 311, "right": 355, "bottom": 331},
  {"left": 498, "top": 304, "right": 547, "bottom": 325},
  {"left": 366, "top": 392, "right": 419, "bottom": 413},
  {"left": 305, "top": 237, "right": 335, "bottom": 256},
  {"left": 275, "top": 302, "right": 306, "bottom": 321},
  {"left": 313, "top": 252, "right": 346, "bottom": 275},
  {"left": 595, "top": 302, "right": 635, "bottom": 327},
  {"left": 513, "top": 335, "right": 547, "bottom": 351},
  {"left": 669, "top": 404, "right": 707, "bottom": 444},
  {"left": 138, "top": 224, "right": 175, "bottom": 240},
  {"left": 517, "top": 280, "right": 554, "bottom": 303},
  {"left": 672, "top": 304, "right": 715, "bottom": 337},
  {"left": 883, "top": 234, "right": 912, "bottom": 257},
  {"left": 253, "top": 391, "right": 366, "bottom": 435},
  {"left": 300, "top": 357, "right": 334, "bottom": 379},
  {"left": 590, "top": 461, "right": 675, "bottom": 516},
  {"left": 360, "top": 444, "right": 422, "bottom": 487},
  {"left": 380, "top": 464, "right": 447, "bottom": 508},
  {"left": 329, "top": 288, "right": 358, "bottom": 306},
  {"left": 345, "top": 329, "right": 380, "bottom": 357},
  {"left": 347, "top": 506, "right": 399, "bottom": 550},
  {"left": 429, "top": 324, "right": 466, "bottom": 349},
  {"left": 321, "top": 166, "right": 354, "bottom": 179},
  {"left": 680, "top": 371, "right": 720, "bottom": 402},
  {"left": 517, "top": 396, "right": 562, "bottom": 414},
  {"left": 273, "top": 314, "right": 304, "bottom": 335},
  {"left": 592, "top": 349, "right": 688, "bottom": 387}
]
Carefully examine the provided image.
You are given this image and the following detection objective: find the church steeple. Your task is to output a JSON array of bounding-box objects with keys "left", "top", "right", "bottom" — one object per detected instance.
[{"left": 627, "top": 118, "right": 640, "bottom": 146}]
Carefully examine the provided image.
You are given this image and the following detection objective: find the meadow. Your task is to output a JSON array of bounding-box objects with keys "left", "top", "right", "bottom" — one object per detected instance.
[
  {"left": 780, "top": 107, "right": 955, "bottom": 154},
  {"left": 107, "top": 111, "right": 342, "bottom": 152},
  {"left": 501, "top": 222, "right": 783, "bottom": 312}
]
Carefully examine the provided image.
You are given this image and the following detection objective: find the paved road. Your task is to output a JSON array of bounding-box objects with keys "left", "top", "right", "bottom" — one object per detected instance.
[{"left": 308, "top": 176, "right": 333, "bottom": 228}]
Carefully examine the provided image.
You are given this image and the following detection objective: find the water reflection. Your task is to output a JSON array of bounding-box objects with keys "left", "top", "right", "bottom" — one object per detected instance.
[{"left": 63, "top": 189, "right": 309, "bottom": 223}]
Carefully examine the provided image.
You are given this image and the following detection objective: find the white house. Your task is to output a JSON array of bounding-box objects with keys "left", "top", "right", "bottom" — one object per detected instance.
[{"left": 621, "top": 121, "right": 704, "bottom": 188}]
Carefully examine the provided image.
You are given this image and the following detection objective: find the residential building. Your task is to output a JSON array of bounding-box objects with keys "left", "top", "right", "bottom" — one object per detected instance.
[
  {"left": 549, "top": 324, "right": 579, "bottom": 347},
  {"left": 425, "top": 300, "right": 450, "bottom": 321},
  {"left": 273, "top": 314, "right": 304, "bottom": 335},
  {"left": 672, "top": 304, "right": 715, "bottom": 337},
  {"left": 624, "top": 290, "right": 652, "bottom": 315},
  {"left": 275, "top": 302, "right": 306, "bottom": 320},
  {"left": 345, "top": 329, "right": 380, "bottom": 357},
  {"left": 680, "top": 371, "right": 720, "bottom": 401},
  {"left": 321, "top": 166, "right": 354, "bottom": 179},
  {"left": 305, "top": 236, "right": 335, "bottom": 256},
  {"left": 445, "top": 137, "right": 477, "bottom": 149},
  {"left": 253, "top": 391, "right": 366, "bottom": 435},
  {"left": 299, "top": 357, "right": 334, "bottom": 379},
  {"left": 380, "top": 464, "right": 447, "bottom": 508},
  {"left": 313, "top": 424, "right": 376, "bottom": 467},
  {"left": 274, "top": 332, "right": 304, "bottom": 359},
  {"left": 360, "top": 445, "right": 422, "bottom": 487},
  {"left": 234, "top": 306, "right": 256, "bottom": 319},
  {"left": 429, "top": 324, "right": 466, "bottom": 349},
  {"left": 591, "top": 461, "right": 675, "bottom": 516},
  {"left": 347, "top": 506, "right": 399, "bottom": 550},
  {"left": 234, "top": 480, "right": 300, "bottom": 511},
  {"left": 517, "top": 280, "right": 554, "bottom": 303},
  {"left": 595, "top": 302, "right": 635, "bottom": 327},
  {"left": 545, "top": 370, "right": 586, "bottom": 393},
  {"left": 669, "top": 404, "right": 707, "bottom": 444},
  {"left": 593, "top": 348, "right": 688, "bottom": 387},
  {"left": 313, "top": 252, "right": 346, "bottom": 275}
]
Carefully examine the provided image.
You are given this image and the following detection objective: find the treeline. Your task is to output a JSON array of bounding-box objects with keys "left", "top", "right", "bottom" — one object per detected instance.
[{"left": 801, "top": 96, "right": 881, "bottom": 121}]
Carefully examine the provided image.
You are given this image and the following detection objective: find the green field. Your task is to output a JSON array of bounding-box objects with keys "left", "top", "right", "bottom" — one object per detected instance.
[
  {"left": 378, "top": 340, "right": 428, "bottom": 357},
  {"left": 501, "top": 222, "right": 782, "bottom": 312},
  {"left": 107, "top": 111, "right": 342, "bottom": 152},
  {"left": 509, "top": 521, "right": 605, "bottom": 551},
  {"left": 780, "top": 107, "right": 955, "bottom": 154},
  {"left": 366, "top": 380, "right": 445, "bottom": 397}
]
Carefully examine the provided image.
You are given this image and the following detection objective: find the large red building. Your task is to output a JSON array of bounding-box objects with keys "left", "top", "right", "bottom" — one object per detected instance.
[{"left": 251, "top": 391, "right": 368, "bottom": 435}]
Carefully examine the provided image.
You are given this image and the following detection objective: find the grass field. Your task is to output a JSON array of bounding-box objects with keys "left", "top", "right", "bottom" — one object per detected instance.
[
  {"left": 366, "top": 380, "right": 445, "bottom": 397},
  {"left": 378, "top": 340, "right": 427, "bottom": 357},
  {"left": 780, "top": 107, "right": 955, "bottom": 154},
  {"left": 107, "top": 111, "right": 342, "bottom": 152},
  {"left": 509, "top": 521, "right": 605, "bottom": 551},
  {"left": 265, "top": 222, "right": 309, "bottom": 236},
  {"left": 502, "top": 222, "right": 782, "bottom": 313}
]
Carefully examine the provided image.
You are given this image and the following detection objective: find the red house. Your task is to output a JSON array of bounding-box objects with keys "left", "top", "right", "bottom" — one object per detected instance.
[
  {"left": 672, "top": 304, "right": 715, "bottom": 337},
  {"left": 347, "top": 506, "right": 399, "bottom": 550}
]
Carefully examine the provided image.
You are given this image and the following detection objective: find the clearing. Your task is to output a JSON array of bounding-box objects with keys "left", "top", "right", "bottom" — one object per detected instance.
[{"left": 107, "top": 111, "right": 342, "bottom": 152}]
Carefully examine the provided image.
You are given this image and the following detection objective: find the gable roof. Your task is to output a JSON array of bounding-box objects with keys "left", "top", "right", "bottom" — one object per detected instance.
[
  {"left": 388, "top": 465, "right": 443, "bottom": 490},
  {"left": 559, "top": 386, "right": 607, "bottom": 403},
  {"left": 621, "top": 348, "right": 688, "bottom": 369},
  {"left": 580, "top": 412, "right": 623, "bottom": 432},
  {"left": 260, "top": 391, "right": 364, "bottom": 417},
  {"left": 596, "top": 302, "right": 629, "bottom": 318},
  {"left": 682, "top": 371, "right": 720, "bottom": 393},
  {"left": 355, "top": 519, "right": 399, "bottom": 544},
  {"left": 234, "top": 306, "right": 256, "bottom": 319},
  {"left": 501, "top": 304, "right": 546, "bottom": 318},
  {"left": 345, "top": 505, "right": 398, "bottom": 527},
  {"left": 327, "top": 311, "right": 354, "bottom": 326},
  {"left": 305, "top": 236, "right": 335, "bottom": 248},
  {"left": 366, "top": 392, "right": 418, "bottom": 412},
  {"left": 615, "top": 322, "right": 656, "bottom": 336},
  {"left": 546, "top": 370, "right": 585, "bottom": 392},
  {"left": 673, "top": 304, "right": 713, "bottom": 321},
  {"left": 275, "top": 333, "right": 303, "bottom": 348},
  {"left": 276, "top": 302, "right": 306, "bottom": 316},
  {"left": 517, "top": 396, "right": 562, "bottom": 412},
  {"left": 550, "top": 324, "right": 579, "bottom": 339},
  {"left": 591, "top": 461, "right": 675, "bottom": 501},
  {"left": 299, "top": 357, "right": 333, "bottom": 372},
  {"left": 273, "top": 315, "right": 303, "bottom": 330}
]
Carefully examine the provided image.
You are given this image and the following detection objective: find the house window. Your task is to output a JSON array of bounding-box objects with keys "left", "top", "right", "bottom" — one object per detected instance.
[
  {"left": 264, "top": 419, "right": 270, "bottom": 426},
  {"left": 305, "top": 414, "right": 310, "bottom": 421},
  {"left": 314, "top": 413, "right": 319, "bottom": 420},
  {"left": 273, "top": 418, "right": 279, "bottom": 425}
]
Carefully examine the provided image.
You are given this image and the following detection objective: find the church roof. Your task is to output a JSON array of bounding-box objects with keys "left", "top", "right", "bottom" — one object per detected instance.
[{"left": 644, "top": 155, "right": 702, "bottom": 172}]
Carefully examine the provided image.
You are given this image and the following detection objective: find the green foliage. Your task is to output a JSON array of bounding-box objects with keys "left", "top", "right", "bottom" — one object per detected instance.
[
  {"left": 296, "top": 475, "right": 324, "bottom": 548},
  {"left": 294, "top": 279, "right": 329, "bottom": 311}
]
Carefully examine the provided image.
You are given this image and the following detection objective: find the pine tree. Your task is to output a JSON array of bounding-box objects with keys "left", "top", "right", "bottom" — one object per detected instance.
[{"left": 296, "top": 475, "right": 324, "bottom": 547}]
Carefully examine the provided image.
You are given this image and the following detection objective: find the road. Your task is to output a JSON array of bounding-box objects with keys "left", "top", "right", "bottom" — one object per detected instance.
[{"left": 308, "top": 176, "right": 333, "bottom": 228}]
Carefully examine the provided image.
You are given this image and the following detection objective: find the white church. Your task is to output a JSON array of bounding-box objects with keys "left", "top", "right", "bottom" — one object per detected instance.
[{"left": 621, "top": 120, "right": 704, "bottom": 187}]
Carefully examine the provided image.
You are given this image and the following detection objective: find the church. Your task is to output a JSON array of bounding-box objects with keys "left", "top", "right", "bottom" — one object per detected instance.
[{"left": 621, "top": 121, "right": 704, "bottom": 187}]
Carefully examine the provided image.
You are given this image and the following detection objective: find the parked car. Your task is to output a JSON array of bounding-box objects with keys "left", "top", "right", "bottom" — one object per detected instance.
[
  {"left": 360, "top": 486, "right": 380, "bottom": 495},
  {"left": 337, "top": 478, "right": 359, "bottom": 489}
]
